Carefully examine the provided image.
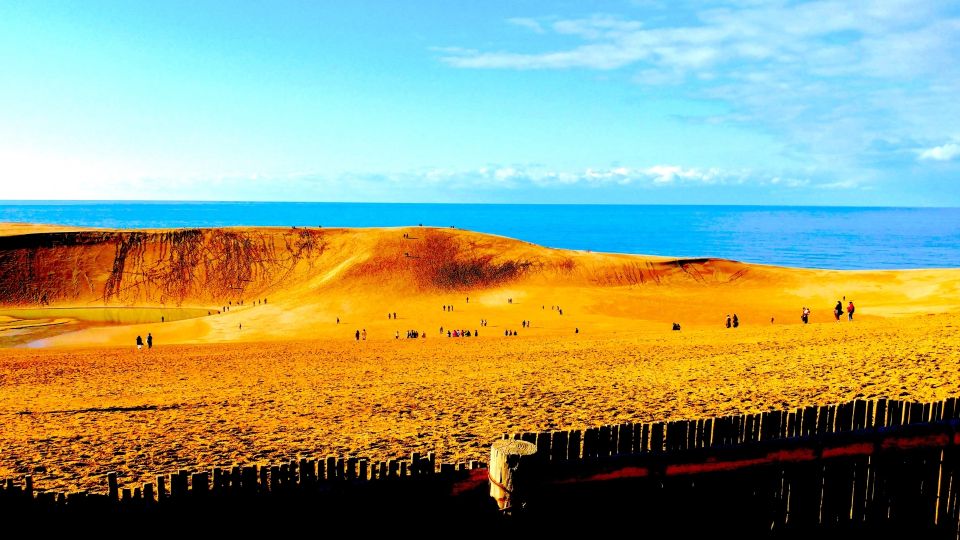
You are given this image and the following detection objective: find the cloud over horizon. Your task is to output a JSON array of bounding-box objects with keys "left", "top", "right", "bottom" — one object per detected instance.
[{"left": 439, "top": 1, "right": 960, "bottom": 199}]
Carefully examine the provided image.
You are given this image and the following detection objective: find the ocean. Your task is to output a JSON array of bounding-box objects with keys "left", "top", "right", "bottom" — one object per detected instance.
[{"left": 1, "top": 202, "right": 958, "bottom": 270}]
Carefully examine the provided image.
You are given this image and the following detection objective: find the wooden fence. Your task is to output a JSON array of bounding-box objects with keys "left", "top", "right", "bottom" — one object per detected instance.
[{"left": 2, "top": 397, "right": 960, "bottom": 534}]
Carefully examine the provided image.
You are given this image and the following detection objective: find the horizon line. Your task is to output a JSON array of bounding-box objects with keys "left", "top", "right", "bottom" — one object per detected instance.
[{"left": 2, "top": 200, "right": 959, "bottom": 210}]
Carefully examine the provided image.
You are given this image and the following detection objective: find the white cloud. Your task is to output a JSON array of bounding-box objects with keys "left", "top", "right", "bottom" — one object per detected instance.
[
  {"left": 437, "top": 2, "right": 960, "bottom": 183},
  {"left": 507, "top": 17, "right": 545, "bottom": 34},
  {"left": 919, "top": 142, "right": 960, "bottom": 161},
  {"left": 372, "top": 164, "right": 765, "bottom": 190}
]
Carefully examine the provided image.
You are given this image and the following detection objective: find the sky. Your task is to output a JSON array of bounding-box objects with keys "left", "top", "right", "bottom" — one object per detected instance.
[{"left": 1, "top": 0, "right": 958, "bottom": 205}]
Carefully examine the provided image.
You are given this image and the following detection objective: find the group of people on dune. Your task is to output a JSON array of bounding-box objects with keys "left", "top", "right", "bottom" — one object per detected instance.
[
  {"left": 800, "top": 299, "right": 855, "bottom": 324},
  {"left": 725, "top": 314, "right": 739, "bottom": 328},
  {"left": 135, "top": 333, "right": 153, "bottom": 350}
]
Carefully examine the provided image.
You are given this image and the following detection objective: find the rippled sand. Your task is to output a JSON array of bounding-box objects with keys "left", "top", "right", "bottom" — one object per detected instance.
[{"left": 2, "top": 313, "right": 958, "bottom": 493}]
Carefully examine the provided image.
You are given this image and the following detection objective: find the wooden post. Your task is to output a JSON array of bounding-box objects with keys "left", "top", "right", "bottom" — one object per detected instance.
[
  {"left": 618, "top": 423, "right": 632, "bottom": 455},
  {"left": 599, "top": 425, "right": 611, "bottom": 457},
  {"left": 270, "top": 466, "right": 281, "bottom": 493},
  {"left": 192, "top": 472, "right": 209, "bottom": 496},
  {"left": 143, "top": 483, "right": 154, "bottom": 503},
  {"left": 552, "top": 431, "right": 568, "bottom": 462},
  {"left": 536, "top": 432, "right": 551, "bottom": 463},
  {"left": 651, "top": 422, "right": 664, "bottom": 454},
  {"left": 108, "top": 472, "right": 118, "bottom": 502},
  {"left": 853, "top": 400, "right": 867, "bottom": 430},
  {"left": 875, "top": 399, "right": 888, "bottom": 428},
  {"left": 411, "top": 452, "right": 421, "bottom": 476},
  {"left": 347, "top": 456, "right": 358, "bottom": 480},
  {"left": 944, "top": 397, "right": 957, "bottom": 421},
  {"left": 568, "top": 429, "right": 582, "bottom": 462},
  {"left": 489, "top": 439, "right": 538, "bottom": 513},
  {"left": 121, "top": 488, "right": 131, "bottom": 502},
  {"left": 259, "top": 466, "right": 268, "bottom": 493},
  {"left": 326, "top": 456, "right": 337, "bottom": 480},
  {"left": 359, "top": 459, "right": 369, "bottom": 481},
  {"left": 582, "top": 428, "right": 594, "bottom": 459},
  {"left": 744, "top": 415, "right": 755, "bottom": 443},
  {"left": 242, "top": 466, "right": 258, "bottom": 493},
  {"left": 157, "top": 476, "right": 167, "bottom": 500},
  {"left": 803, "top": 406, "right": 818, "bottom": 436},
  {"left": 632, "top": 423, "right": 644, "bottom": 454}
]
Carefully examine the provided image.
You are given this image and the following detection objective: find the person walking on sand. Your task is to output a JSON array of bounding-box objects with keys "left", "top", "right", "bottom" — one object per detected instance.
[
  {"left": 732, "top": 314, "right": 739, "bottom": 328},
  {"left": 355, "top": 330, "right": 360, "bottom": 341},
  {"left": 726, "top": 315, "right": 731, "bottom": 329},
  {"left": 362, "top": 329, "right": 367, "bottom": 340},
  {"left": 847, "top": 301, "right": 855, "bottom": 321},
  {"left": 147, "top": 333, "right": 153, "bottom": 349},
  {"left": 834, "top": 301, "right": 843, "bottom": 322},
  {"left": 136, "top": 335, "right": 143, "bottom": 351}
]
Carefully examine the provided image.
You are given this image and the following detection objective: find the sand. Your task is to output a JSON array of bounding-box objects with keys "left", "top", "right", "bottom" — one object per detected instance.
[{"left": 1, "top": 223, "right": 958, "bottom": 492}]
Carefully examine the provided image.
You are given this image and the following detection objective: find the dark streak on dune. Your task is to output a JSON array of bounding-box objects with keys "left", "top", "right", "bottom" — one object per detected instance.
[{"left": 0, "top": 229, "right": 328, "bottom": 307}]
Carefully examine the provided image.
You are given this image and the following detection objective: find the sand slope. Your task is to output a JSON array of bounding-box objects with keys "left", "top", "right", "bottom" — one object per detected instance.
[
  {"left": 2, "top": 223, "right": 959, "bottom": 492},
  {"left": 1, "top": 223, "right": 958, "bottom": 347}
]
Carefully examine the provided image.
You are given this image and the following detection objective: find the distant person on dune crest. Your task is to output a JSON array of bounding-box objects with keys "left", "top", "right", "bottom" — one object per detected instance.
[{"left": 136, "top": 335, "right": 143, "bottom": 350}]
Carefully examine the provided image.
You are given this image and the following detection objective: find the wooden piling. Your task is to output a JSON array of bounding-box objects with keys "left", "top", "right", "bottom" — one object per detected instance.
[
  {"left": 489, "top": 439, "right": 538, "bottom": 513},
  {"left": 551, "top": 431, "right": 568, "bottom": 463},
  {"left": 107, "top": 472, "right": 118, "bottom": 502},
  {"left": 568, "top": 429, "right": 582, "bottom": 462}
]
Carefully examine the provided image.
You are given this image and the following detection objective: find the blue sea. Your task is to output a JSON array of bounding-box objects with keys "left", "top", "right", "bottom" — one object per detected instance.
[{"left": 1, "top": 202, "right": 958, "bottom": 270}]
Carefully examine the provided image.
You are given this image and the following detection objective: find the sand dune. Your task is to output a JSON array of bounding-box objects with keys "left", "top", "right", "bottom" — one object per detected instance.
[
  {"left": 1, "top": 223, "right": 959, "bottom": 492},
  {"left": 1, "top": 223, "right": 957, "bottom": 347}
]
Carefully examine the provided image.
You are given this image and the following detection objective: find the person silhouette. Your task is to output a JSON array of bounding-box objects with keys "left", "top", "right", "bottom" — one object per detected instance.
[{"left": 147, "top": 333, "right": 153, "bottom": 349}]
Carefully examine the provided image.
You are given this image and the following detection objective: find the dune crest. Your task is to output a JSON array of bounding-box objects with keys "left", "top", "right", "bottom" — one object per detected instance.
[
  {"left": 0, "top": 225, "right": 754, "bottom": 307},
  {"left": 1, "top": 223, "right": 958, "bottom": 347}
]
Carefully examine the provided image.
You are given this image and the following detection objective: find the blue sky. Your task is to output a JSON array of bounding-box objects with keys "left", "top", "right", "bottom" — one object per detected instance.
[{"left": 1, "top": 0, "right": 958, "bottom": 205}]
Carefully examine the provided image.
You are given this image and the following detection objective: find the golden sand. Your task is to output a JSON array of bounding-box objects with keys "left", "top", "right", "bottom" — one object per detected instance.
[{"left": 0, "top": 224, "right": 958, "bottom": 492}]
